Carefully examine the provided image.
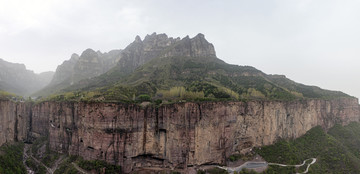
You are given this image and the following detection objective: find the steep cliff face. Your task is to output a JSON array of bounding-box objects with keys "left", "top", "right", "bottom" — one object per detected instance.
[
  {"left": 0, "top": 100, "right": 30, "bottom": 146},
  {"left": 26, "top": 98, "right": 359, "bottom": 173},
  {"left": 0, "top": 98, "right": 358, "bottom": 172}
]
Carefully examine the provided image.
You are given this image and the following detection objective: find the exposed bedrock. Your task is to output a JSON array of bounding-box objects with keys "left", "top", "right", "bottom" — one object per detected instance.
[
  {"left": 0, "top": 100, "right": 31, "bottom": 145},
  {"left": 0, "top": 98, "right": 359, "bottom": 173},
  {"left": 26, "top": 98, "right": 359, "bottom": 173}
]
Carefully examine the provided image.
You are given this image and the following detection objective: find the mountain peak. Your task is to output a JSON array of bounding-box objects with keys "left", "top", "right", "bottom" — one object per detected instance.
[
  {"left": 160, "top": 33, "right": 216, "bottom": 58},
  {"left": 189, "top": 33, "right": 216, "bottom": 57},
  {"left": 80, "top": 48, "right": 97, "bottom": 57},
  {"left": 70, "top": 53, "right": 79, "bottom": 61},
  {"left": 194, "top": 33, "right": 205, "bottom": 38},
  {"left": 134, "top": 35, "right": 142, "bottom": 43},
  {"left": 143, "top": 32, "right": 169, "bottom": 43}
]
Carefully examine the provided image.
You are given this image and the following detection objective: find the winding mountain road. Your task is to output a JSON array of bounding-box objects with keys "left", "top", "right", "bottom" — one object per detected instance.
[
  {"left": 268, "top": 158, "right": 317, "bottom": 174},
  {"left": 217, "top": 158, "right": 317, "bottom": 174}
]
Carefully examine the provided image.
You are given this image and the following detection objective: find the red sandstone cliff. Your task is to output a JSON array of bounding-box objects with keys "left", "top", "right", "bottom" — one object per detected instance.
[
  {"left": 0, "top": 100, "right": 30, "bottom": 146},
  {"left": 29, "top": 98, "right": 360, "bottom": 173},
  {"left": 0, "top": 98, "right": 359, "bottom": 173}
]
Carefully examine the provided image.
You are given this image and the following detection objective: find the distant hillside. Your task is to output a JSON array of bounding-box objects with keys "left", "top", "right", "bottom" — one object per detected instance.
[
  {"left": 0, "top": 59, "right": 54, "bottom": 96},
  {"left": 33, "top": 49, "right": 122, "bottom": 97},
  {"left": 256, "top": 122, "right": 360, "bottom": 173},
  {"left": 40, "top": 33, "right": 351, "bottom": 102}
]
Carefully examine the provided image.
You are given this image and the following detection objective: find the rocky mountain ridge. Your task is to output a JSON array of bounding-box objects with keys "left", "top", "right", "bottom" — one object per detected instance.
[
  {"left": 31, "top": 33, "right": 351, "bottom": 104},
  {"left": 115, "top": 32, "right": 216, "bottom": 75},
  {"left": 35, "top": 33, "right": 217, "bottom": 97}
]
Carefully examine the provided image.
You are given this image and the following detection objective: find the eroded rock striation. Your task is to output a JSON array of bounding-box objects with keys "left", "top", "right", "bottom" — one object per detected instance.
[
  {"left": 0, "top": 100, "right": 31, "bottom": 145},
  {"left": 0, "top": 98, "right": 359, "bottom": 172},
  {"left": 116, "top": 32, "right": 216, "bottom": 75},
  {"left": 4, "top": 98, "right": 352, "bottom": 173}
]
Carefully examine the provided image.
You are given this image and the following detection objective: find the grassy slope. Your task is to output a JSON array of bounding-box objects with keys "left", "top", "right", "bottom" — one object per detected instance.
[
  {"left": 255, "top": 122, "right": 360, "bottom": 174},
  {"left": 44, "top": 55, "right": 352, "bottom": 102}
]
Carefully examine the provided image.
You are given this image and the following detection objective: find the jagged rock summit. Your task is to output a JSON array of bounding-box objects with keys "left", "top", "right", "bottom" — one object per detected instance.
[
  {"left": 116, "top": 32, "right": 216, "bottom": 74},
  {"left": 33, "top": 32, "right": 350, "bottom": 103},
  {"left": 34, "top": 33, "right": 218, "bottom": 97}
]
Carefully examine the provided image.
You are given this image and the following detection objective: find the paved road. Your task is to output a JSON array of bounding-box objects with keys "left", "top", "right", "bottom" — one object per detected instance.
[
  {"left": 216, "top": 158, "right": 317, "bottom": 174},
  {"left": 217, "top": 162, "right": 268, "bottom": 173},
  {"left": 269, "top": 158, "right": 317, "bottom": 174}
]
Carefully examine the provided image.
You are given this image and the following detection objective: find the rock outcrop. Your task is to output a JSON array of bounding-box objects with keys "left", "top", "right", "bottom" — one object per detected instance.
[
  {"left": 49, "top": 53, "right": 79, "bottom": 86},
  {"left": 26, "top": 98, "right": 360, "bottom": 173},
  {"left": 0, "top": 100, "right": 30, "bottom": 146},
  {"left": 160, "top": 33, "right": 216, "bottom": 58},
  {"left": 116, "top": 33, "right": 216, "bottom": 74},
  {"left": 116, "top": 33, "right": 181, "bottom": 74}
]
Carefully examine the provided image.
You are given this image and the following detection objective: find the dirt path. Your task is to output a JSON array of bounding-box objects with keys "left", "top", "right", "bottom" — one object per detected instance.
[
  {"left": 71, "top": 162, "right": 89, "bottom": 174},
  {"left": 29, "top": 154, "right": 53, "bottom": 173},
  {"left": 23, "top": 144, "right": 35, "bottom": 174},
  {"left": 23, "top": 143, "right": 58, "bottom": 174},
  {"left": 51, "top": 155, "right": 66, "bottom": 173}
]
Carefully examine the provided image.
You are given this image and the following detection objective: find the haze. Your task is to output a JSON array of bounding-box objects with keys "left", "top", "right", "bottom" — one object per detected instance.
[{"left": 0, "top": 0, "right": 359, "bottom": 99}]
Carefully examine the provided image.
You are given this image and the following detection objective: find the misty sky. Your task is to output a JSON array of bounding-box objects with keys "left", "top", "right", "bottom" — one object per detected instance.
[{"left": 0, "top": 0, "right": 360, "bottom": 99}]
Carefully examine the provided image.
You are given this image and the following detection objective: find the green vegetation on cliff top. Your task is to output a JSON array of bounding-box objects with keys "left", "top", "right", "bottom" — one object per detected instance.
[
  {"left": 0, "top": 90, "right": 23, "bottom": 101},
  {"left": 41, "top": 55, "right": 351, "bottom": 103}
]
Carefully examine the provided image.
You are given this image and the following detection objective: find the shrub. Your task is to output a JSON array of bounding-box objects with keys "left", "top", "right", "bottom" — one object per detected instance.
[
  {"left": 77, "top": 158, "right": 122, "bottom": 174},
  {"left": 137, "top": 94, "right": 151, "bottom": 102},
  {"left": 0, "top": 143, "right": 26, "bottom": 174}
]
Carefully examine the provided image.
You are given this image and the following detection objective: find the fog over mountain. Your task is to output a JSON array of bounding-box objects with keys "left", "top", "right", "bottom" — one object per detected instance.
[
  {"left": 0, "top": 0, "right": 360, "bottom": 99},
  {"left": 0, "top": 58, "right": 54, "bottom": 96},
  {"left": 2, "top": 1, "right": 360, "bottom": 173}
]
